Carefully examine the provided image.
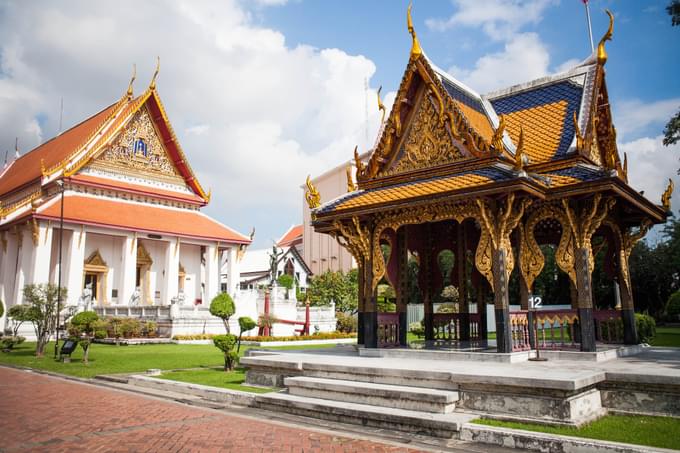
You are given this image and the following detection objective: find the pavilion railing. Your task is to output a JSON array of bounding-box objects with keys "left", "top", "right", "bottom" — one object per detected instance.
[
  {"left": 594, "top": 309, "right": 623, "bottom": 343},
  {"left": 532, "top": 309, "right": 579, "bottom": 350},
  {"left": 377, "top": 313, "right": 400, "bottom": 348},
  {"left": 432, "top": 313, "right": 483, "bottom": 342},
  {"left": 510, "top": 311, "right": 531, "bottom": 351}
]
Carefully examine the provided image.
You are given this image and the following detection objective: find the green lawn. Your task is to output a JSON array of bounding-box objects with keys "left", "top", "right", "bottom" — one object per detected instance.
[
  {"left": 158, "top": 368, "right": 273, "bottom": 393},
  {"left": 0, "top": 341, "right": 337, "bottom": 379},
  {"left": 473, "top": 415, "right": 680, "bottom": 450},
  {"left": 649, "top": 326, "right": 680, "bottom": 347}
]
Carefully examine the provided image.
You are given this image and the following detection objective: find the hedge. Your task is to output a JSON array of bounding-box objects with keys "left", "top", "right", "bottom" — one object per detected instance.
[{"left": 173, "top": 332, "right": 357, "bottom": 341}]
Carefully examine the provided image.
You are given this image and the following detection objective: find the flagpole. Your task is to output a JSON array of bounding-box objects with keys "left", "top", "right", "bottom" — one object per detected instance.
[{"left": 584, "top": 0, "right": 595, "bottom": 53}]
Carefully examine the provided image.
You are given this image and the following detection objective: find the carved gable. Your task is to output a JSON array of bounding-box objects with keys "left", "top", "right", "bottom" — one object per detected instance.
[
  {"left": 89, "top": 105, "right": 185, "bottom": 184},
  {"left": 385, "top": 94, "right": 469, "bottom": 176},
  {"left": 85, "top": 250, "right": 107, "bottom": 267}
]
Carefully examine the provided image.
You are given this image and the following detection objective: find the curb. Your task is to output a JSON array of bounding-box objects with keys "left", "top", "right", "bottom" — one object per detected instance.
[{"left": 460, "top": 423, "right": 677, "bottom": 453}]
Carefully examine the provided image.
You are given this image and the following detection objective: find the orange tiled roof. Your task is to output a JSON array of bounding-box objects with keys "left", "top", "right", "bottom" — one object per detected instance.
[
  {"left": 454, "top": 101, "right": 494, "bottom": 142},
  {"left": 319, "top": 168, "right": 510, "bottom": 216},
  {"left": 0, "top": 103, "right": 119, "bottom": 196},
  {"left": 69, "top": 174, "right": 205, "bottom": 204},
  {"left": 503, "top": 100, "right": 569, "bottom": 163},
  {"left": 36, "top": 194, "right": 250, "bottom": 243},
  {"left": 277, "top": 224, "right": 303, "bottom": 247}
]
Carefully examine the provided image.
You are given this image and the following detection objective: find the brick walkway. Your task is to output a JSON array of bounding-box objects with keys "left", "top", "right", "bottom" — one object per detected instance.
[{"left": 0, "top": 367, "right": 426, "bottom": 453}]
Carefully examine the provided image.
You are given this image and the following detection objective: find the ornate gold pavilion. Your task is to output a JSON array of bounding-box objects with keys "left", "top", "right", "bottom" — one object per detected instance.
[{"left": 307, "top": 8, "right": 672, "bottom": 353}]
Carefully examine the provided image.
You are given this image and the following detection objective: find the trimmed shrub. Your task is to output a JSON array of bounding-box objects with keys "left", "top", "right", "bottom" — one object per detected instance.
[
  {"left": 210, "top": 293, "right": 236, "bottom": 333},
  {"left": 213, "top": 334, "right": 238, "bottom": 371},
  {"left": 237, "top": 316, "right": 257, "bottom": 352},
  {"left": 436, "top": 303, "right": 459, "bottom": 314},
  {"left": 635, "top": 313, "right": 656, "bottom": 343},
  {"left": 119, "top": 318, "right": 142, "bottom": 338},
  {"left": 667, "top": 291, "right": 680, "bottom": 320},
  {"left": 335, "top": 312, "right": 357, "bottom": 333},
  {"left": 144, "top": 321, "right": 158, "bottom": 337},
  {"left": 1, "top": 335, "right": 25, "bottom": 352}
]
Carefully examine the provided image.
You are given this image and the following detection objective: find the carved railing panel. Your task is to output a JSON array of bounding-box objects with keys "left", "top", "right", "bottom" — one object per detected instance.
[
  {"left": 378, "top": 313, "right": 400, "bottom": 348},
  {"left": 509, "top": 311, "right": 531, "bottom": 352},
  {"left": 593, "top": 309, "right": 623, "bottom": 344}
]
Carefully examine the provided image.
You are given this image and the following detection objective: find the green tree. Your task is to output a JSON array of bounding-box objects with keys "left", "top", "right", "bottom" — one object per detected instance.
[
  {"left": 22, "top": 283, "right": 67, "bottom": 356},
  {"left": 664, "top": 1, "right": 680, "bottom": 163},
  {"left": 7, "top": 305, "right": 32, "bottom": 337},
  {"left": 69, "top": 311, "right": 99, "bottom": 364},
  {"left": 308, "top": 270, "right": 357, "bottom": 313},
  {"left": 277, "top": 274, "right": 294, "bottom": 299},
  {"left": 209, "top": 293, "right": 236, "bottom": 333},
  {"left": 236, "top": 316, "right": 257, "bottom": 352},
  {"left": 213, "top": 334, "right": 238, "bottom": 371}
]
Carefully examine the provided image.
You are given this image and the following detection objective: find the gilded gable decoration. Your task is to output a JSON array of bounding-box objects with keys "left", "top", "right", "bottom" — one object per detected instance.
[
  {"left": 137, "top": 242, "right": 153, "bottom": 265},
  {"left": 93, "top": 106, "right": 183, "bottom": 182},
  {"left": 85, "top": 249, "right": 108, "bottom": 268}
]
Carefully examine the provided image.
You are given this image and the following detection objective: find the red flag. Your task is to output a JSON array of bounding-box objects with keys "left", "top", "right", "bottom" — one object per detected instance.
[{"left": 582, "top": 0, "right": 588, "bottom": 4}]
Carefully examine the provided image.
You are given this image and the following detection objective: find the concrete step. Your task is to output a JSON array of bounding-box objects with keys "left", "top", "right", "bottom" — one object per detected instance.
[
  {"left": 285, "top": 376, "right": 458, "bottom": 413},
  {"left": 254, "top": 392, "right": 475, "bottom": 438}
]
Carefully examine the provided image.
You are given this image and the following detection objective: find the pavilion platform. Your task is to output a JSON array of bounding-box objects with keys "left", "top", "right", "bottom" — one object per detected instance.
[{"left": 242, "top": 346, "right": 680, "bottom": 437}]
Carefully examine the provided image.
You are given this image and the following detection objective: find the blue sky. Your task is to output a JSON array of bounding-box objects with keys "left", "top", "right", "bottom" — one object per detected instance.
[{"left": 0, "top": 0, "right": 678, "bottom": 248}]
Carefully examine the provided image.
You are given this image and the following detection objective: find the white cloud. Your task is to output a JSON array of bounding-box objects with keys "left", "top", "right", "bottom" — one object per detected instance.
[
  {"left": 0, "top": 0, "right": 387, "bottom": 246},
  {"left": 619, "top": 135, "right": 679, "bottom": 212},
  {"left": 426, "top": 0, "right": 558, "bottom": 41},
  {"left": 448, "top": 33, "right": 551, "bottom": 93},
  {"left": 614, "top": 98, "right": 680, "bottom": 141}
]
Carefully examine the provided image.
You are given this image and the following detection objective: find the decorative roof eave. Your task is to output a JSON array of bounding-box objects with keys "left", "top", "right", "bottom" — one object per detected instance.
[{"left": 313, "top": 178, "right": 545, "bottom": 224}]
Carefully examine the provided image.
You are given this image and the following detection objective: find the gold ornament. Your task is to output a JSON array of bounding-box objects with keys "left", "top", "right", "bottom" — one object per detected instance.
[
  {"left": 597, "top": 10, "right": 614, "bottom": 66},
  {"left": 492, "top": 115, "right": 506, "bottom": 152},
  {"left": 346, "top": 164, "right": 356, "bottom": 192},
  {"left": 305, "top": 175, "right": 321, "bottom": 210},
  {"left": 150, "top": 57, "right": 160, "bottom": 90},
  {"left": 407, "top": 1, "right": 422, "bottom": 57},
  {"left": 377, "top": 86, "right": 386, "bottom": 125},
  {"left": 127, "top": 64, "right": 137, "bottom": 98},
  {"left": 661, "top": 178, "right": 674, "bottom": 211}
]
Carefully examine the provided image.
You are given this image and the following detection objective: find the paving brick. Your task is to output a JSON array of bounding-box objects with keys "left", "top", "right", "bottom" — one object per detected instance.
[{"left": 0, "top": 367, "right": 424, "bottom": 452}]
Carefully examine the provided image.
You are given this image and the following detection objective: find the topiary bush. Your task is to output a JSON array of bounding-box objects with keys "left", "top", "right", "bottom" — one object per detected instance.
[
  {"left": 666, "top": 291, "right": 680, "bottom": 321},
  {"left": 119, "top": 318, "right": 142, "bottom": 338},
  {"left": 213, "top": 334, "right": 239, "bottom": 371},
  {"left": 237, "top": 316, "right": 257, "bottom": 352},
  {"left": 210, "top": 293, "right": 236, "bottom": 333},
  {"left": 69, "top": 311, "right": 99, "bottom": 364},
  {"left": 635, "top": 313, "right": 656, "bottom": 343},
  {"left": 409, "top": 321, "right": 425, "bottom": 338},
  {"left": 1, "top": 335, "right": 25, "bottom": 352}
]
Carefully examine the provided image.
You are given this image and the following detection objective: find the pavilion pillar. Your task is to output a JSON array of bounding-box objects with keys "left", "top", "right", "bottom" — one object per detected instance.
[
  {"left": 492, "top": 248, "right": 512, "bottom": 353},
  {"left": 119, "top": 233, "right": 136, "bottom": 306},
  {"left": 423, "top": 225, "right": 434, "bottom": 342},
  {"left": 519, "top": 274, "right": 536, "bottom": 348},
  {"left": 396, "top": 227, "right": 408, "bottom": 346},
  {"left": 457, "top": 223, "right": 470, "bottom": 341},
  {"left": 575, "top": 247, "right": 596, "bottom": 352},
  {"left": 357, "top": 257, "right": 365, "bottom": 345},
  {"left": 363, "top": 240, "right": 378, "bottom": 348},
  {"left": 476, "top": 281, "right": 488, "bottom": 343},
  {"left": 618, "top": 251, "right": 638, "bottom": 345}
]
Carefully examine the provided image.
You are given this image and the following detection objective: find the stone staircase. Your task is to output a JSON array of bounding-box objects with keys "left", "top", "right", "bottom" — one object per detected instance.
[{"left": 253, "top": 375, "right": 475, "bottom": 438}]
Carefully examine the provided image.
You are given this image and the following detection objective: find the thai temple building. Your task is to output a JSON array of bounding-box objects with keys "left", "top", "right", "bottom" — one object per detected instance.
[
  {"left": 0, "top": 67, "right": 251, "bottom": 320},
  {"left": 307, "top": 9, "right": 673, "bottom": 352}
]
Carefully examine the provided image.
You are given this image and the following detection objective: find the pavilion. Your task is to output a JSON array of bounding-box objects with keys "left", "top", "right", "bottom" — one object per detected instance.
[{"left": 306, "top": 8, "right": 672, "bottom": 353}]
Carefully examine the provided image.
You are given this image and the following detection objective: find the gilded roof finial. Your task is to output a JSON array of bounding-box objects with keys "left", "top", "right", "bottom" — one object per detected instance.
[
  {"left": 622, "top": 152, "right": 628, "bottom": 181},
  {"left": 597, "top": 10, "right": 614, "bottom": 65},
  {"left": 354, "top": 145, "right": 365, "bottom": 175},
  {"left": 305, "top": 175, "right": 321, "bottom": 210},
  {"left": 492, "top": 114, "right": 506, "bottom": 151},
  {"left": 407, "top": 1, "right": 422, "bottom": 57},
  {"left": 514, "top": 126, "right": 529, "bottom": 171},
  {"left": 346, "top": 165, "right": 357, "bottom": 192},
  {"left": 661, "top": 178, "right": 674, "bottom": 211},
  {"left": 126, "top": 64, "right": 137, "bottom": 98},
  {"left": 150, "top": 56, "right": 160, "bottom": 90},
  {"left": 377, "top": 86, "right": 386, "bottom": 124}
]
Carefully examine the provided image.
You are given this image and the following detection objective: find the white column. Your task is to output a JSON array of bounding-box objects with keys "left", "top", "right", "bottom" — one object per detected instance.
[
  {"left": 163, "top": 238, "right": 179, "bottom": 305},
  {"left": 0, "top": 232, "right": 8, "bottom": 307},
  {"left": 65, "top": 227, "right": 86, "bottom": 306},
  {"left": 119, "top": 234, "right": 137, "bottom": 306},
  {"left": 225, "top": 246, "right": 240, "bottom": 298},
  {"left": 13, "top": 228, "right": 34, "bottom": 304},
  {"left": 2, "top": 230, "right": 19, "bottom": 307},
  {"left": 204, "top": 243, "right": 220, "bottom": 303},
  {"left": 28, "top": 221, "right": 53, "bottom": 285}
]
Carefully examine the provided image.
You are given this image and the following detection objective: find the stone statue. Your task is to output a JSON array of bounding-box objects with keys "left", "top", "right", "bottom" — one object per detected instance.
[
  {"left": 78, "top": 283, "right": 93, "bottom": 311},
  {"left": 268, "top": 244, "right": 283, "bottom": 285},
  {"left": 130, "top": 287, "right": 141, "bottom": 306}
]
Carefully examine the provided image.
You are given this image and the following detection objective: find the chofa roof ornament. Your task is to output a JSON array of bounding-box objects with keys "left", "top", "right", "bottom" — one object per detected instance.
[
  {"left": 407, "top": 1, "right": 422, "bottom": 57},
  {"left": 597, "top": 10, "right": 614, "bottom": 65}
]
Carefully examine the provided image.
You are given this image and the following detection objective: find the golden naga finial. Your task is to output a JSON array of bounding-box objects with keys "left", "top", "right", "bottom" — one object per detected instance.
[
  {"left": 305, "top": 175, "right": 321, "bottom": 210},
  {"left": 353, "top": 145, "right": 365, "bottom": 175},
  {"left": 150, "top": 56, "right": 160, "bottom": 90},
  {"left": 661, "top": 178, "right": 674, "bottom": 211},
  {"left": 346, "top": 165, "right": 357, "bottom": 193},
  {"left": 407, "top": 1, "right": 422, "bottom": 57},
  {"left": 597, "top": 10, "right": 614, "bottom": 65},
  {"left": 573, "top": 111, "right": 585, "bottom": 152},
  {"left": 126, "top": 64, "right": 137, "bottom": 98},
  {"left": 514, "top": 126, "right": 529, "bottom": 171},
  {"left": 622, "top": 152, "right": 628, "bottom": 181},
  {"left": 377, "top": 86, "right": 386, "bottom": 124},
  {"left": 492, "top": 115, "right": 506, "bottom": 151}
]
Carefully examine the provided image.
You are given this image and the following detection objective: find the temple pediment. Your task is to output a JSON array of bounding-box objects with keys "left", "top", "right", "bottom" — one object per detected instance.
[{"left": 88, "top": 105, "right": 186, "bottom": 185}]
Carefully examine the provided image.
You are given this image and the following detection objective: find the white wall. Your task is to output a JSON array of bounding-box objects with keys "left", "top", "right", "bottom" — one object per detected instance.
[{"left": 180, "top": 243, "right": 201, "bottom": 305}]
